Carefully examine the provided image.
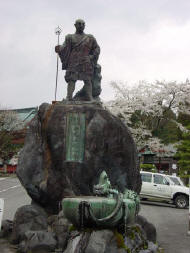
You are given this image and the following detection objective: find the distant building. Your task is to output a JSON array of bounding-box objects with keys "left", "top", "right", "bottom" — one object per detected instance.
[
  {"left": 139, "top": 145, "right": 177, "bottom": 175},
  {"left": 11, "top": 107, "right": 38, "bottom": 144},
  {"left": 0, "top": 107, "right": 38, "bottom": 172}
]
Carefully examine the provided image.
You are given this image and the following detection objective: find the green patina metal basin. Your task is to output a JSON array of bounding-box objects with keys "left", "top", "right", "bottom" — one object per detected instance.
[
  {"left": 62, "top": 195, "right": 138, "bottom": 229},
  {"left": 62, "top": 171, "right": 140, "bottom": 229}
]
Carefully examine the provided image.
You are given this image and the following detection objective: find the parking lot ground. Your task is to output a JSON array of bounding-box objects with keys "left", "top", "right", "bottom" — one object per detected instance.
[{"left": 140, "top": 201, "right": 190, "bottom": 253}]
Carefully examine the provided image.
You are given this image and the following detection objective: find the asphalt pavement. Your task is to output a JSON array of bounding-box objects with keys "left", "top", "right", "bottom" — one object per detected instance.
[
  {"left": 0, "top": 177, "right": 190, "bottom": 252},
  {"left": 0, "top": 176, "right": 31, "bottom": 220},
  {"left": 140, "top": 201, "right": 190, "bottom": 253}
]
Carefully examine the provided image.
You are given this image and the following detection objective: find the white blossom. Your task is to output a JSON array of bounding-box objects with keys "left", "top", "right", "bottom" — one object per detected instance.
[{"left": 105, "top": 80, "right": 190, "bottom": 149}]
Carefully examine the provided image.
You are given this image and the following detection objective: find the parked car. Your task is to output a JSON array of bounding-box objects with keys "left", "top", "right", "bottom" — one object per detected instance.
[{"left": 140, "top": 171, "right": 189, "bottom": 208}]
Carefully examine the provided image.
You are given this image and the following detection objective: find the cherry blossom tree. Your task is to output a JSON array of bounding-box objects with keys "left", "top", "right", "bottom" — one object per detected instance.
[{"left": 106, "top": 79, "right": 190, "bottom": 149}]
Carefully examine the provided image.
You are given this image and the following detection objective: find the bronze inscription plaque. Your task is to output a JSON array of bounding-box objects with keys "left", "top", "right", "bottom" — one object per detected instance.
[{"left": 65, "top": 113, "right": 86, "bottom": 162}]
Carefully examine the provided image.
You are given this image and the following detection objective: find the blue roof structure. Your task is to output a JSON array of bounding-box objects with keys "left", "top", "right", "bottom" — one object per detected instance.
[
  {"left": 0, "top": 107, "right": 38, "bottom": 130},
  {"left": 13, "top": 107, "right": 38, "bottom": 124}
]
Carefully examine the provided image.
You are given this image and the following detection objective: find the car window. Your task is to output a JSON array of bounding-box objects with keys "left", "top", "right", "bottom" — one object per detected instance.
[
  {"left": 154, "top": 175, "right": 168, "bottom": 185},
  {"left": 141, "top": 173, "right": 152, "bottom": 183},
  {"left": 169, "top": 177, "right": 181, "bottom": 186}
]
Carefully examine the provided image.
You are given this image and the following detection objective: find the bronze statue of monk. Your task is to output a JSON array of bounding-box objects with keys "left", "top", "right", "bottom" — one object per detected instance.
[{"left": 55, "top": 19, "right": 100, "bottom": 101}]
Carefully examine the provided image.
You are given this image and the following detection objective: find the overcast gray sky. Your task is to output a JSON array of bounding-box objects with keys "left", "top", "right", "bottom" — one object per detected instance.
[{"left": 1, "top": 0, "right": 190, "bottom": 109}]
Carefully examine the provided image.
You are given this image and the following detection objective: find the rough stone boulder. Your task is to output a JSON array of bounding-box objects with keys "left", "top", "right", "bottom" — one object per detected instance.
[
  {"left": 63, "top": 228, "right": 159, "bottom": 253},
  {"left": 11, "top": 204, "right": 48, "bottom": 244},
  {"left": 18, "top": 231, "right": 57, "bottom": 253},
  {"left": 0, "top": 220, "right": 13, "bottom": 239},
  {"left": 136, "top": 215, "right": 157, "bottom": 243},
  {"left": 17, "top": 101, "right": 141, "bottom": 213}
]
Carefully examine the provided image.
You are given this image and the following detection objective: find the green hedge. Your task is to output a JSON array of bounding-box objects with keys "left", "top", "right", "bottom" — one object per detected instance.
[{"left": 140, "top": 163, "right": 157, "bottom": 173}]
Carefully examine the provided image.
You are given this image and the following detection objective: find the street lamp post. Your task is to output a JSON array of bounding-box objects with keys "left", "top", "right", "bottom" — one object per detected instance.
[{"left": 54, "top": 26, "right": 62, "bottom": 101}]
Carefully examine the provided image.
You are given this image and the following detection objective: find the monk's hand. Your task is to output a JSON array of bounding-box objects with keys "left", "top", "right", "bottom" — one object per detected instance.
[
  {"left": 55, "top": 45, "right": 61, "bottom": 53},
  {"left": 89, "top": 55, "right": 94, "bottom": 61}
]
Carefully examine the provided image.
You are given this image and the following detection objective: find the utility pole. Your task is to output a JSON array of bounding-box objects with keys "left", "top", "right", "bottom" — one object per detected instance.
[
  {"left": 187, "top": 176, "right": 190, "bottom": 236},
  {"left": 54, "top": 26, "right": 62, "bottom": 101}
]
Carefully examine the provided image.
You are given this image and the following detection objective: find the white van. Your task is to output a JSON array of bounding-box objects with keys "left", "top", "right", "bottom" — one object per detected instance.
[{"left": 140, "top": 171, "right": 189, "bottom": 208}]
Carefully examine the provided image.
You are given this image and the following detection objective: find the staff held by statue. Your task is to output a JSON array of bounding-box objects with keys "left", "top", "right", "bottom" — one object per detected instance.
[{"left": 54, "top": 26, "right": 62, "bottom": 101}]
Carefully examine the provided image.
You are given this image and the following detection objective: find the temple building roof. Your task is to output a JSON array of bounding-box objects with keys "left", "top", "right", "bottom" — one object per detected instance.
[{"left": 12, "top": 107, "right": 38, "bottom": 124}]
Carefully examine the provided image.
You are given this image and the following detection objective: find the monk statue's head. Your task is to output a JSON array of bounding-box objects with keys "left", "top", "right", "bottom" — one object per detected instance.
[{"left": 75, "top": 19, "right": 85, "bottom": 33}]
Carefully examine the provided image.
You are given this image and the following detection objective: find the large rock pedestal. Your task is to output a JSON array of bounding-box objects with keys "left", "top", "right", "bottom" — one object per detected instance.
[
  {"left": 1, "top": 209, "right": 158, "bottom": 253},
  {"left": 17, "top": 101, "right": 141, "bottom": 213}
]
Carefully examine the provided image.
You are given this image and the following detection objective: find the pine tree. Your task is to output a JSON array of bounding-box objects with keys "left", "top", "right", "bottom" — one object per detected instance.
[{"left": 175, "top": 125, "right": 190, "bottom": 180}]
